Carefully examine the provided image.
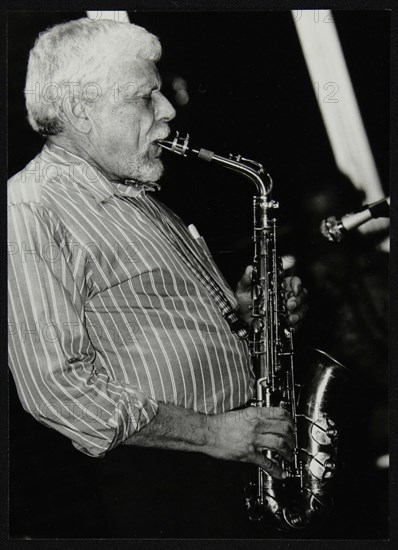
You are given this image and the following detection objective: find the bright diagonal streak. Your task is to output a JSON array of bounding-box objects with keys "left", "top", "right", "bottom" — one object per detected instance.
[{"left": 293, "top": 10, "right": 384, "bottom": 204}]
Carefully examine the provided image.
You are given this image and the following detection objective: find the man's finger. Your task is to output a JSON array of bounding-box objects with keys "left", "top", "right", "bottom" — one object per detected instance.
[
  {"left": 256, "top": 433, "right": 295, "bottom": 459},
  {"left": 286, "top": 288, "right": 307, "bottom": 311},
  {"left": 291, "top": 276, "right": 303, "bottom": 296},
  {"left": 284, "top": 276, "right": 303, "bottom": 297},
  {"left": 244, "top": 406, "right": 294, "bottom": 432},
  {"left": 259, "top": 406, "right": 293, "bottom": 423},
  {"left": 287, "top": 296, "right": 300, "bottom": 311},
  {"left": 255, "top": 454, "right": 286, "bottom": 479},
  {"left": 256, "top": 424, "right": 295, "bottom": 449},
  {"left": 288, "top": 304, "right": 308, "bottom": 325},
  {"left": 238, "top": 265, "right": 253, "bottom": 289}
]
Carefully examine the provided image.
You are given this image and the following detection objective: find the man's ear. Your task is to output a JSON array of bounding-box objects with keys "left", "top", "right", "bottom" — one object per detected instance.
[{"left": 61, "top": 93, "right": 92, "bottom": 135}]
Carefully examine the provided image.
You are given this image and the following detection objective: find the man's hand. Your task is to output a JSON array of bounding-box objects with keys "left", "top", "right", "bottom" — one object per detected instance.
[
  {"left": 206, "top": 406, "right": 295, "bottom": 479},
  {"left": 235, "top": 265, "right": 308, "bottom": 330},
  {"left": 126, "top": 402, "right": 294, "bottom": 480},
  {"left": 283, "top": 275, "right": 309, "bottom": 331}
]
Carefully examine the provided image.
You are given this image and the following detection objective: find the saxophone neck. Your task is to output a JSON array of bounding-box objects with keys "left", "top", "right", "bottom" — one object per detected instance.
[{"left": 157, "top": 132, "right": 273, "bottom": 197}]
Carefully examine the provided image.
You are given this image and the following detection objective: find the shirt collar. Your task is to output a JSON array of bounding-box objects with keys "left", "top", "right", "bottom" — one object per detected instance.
[{"left": 43, "top": 141, "right": 161, "bottom": 203}]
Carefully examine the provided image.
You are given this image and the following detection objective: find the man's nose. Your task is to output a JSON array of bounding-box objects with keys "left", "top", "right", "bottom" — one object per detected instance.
[{"left": 155, "top": 92, "right": 176, "bottom": 122}]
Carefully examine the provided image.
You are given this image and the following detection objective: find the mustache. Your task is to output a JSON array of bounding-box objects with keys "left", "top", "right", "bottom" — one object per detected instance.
[{"left": 151, "top": 125, "right": 170, "bottom": 142}]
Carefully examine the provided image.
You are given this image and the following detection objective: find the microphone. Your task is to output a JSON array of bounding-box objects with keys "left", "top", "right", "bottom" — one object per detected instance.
[{"left": 320, "top": 197, "right": 390, "bottom": 242}]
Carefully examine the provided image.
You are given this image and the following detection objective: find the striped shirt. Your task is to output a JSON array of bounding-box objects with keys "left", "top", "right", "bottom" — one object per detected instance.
[{"left": 8, "top": 142, "right": 253, "bottom": 457}]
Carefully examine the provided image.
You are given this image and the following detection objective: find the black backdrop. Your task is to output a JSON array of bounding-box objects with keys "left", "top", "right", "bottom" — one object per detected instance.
[
  {"left": 7, "top": 10, "right": 390, "bottom": 540},
  {"left": 8, "top": 10, "right": 390, "bottom": 265}
]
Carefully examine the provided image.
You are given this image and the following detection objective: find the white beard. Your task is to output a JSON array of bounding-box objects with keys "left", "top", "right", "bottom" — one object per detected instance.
[
  {"left": 119, "top": 155, "right": 164, "bottom": 184},
  {"left": 134, "top": 157, "right": 164, "bottom": 183}
]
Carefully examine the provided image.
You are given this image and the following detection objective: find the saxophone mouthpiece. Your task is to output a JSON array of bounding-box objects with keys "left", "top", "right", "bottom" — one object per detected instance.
[{"left": 156, "top": 131, "right": 190, "bottom": 156}]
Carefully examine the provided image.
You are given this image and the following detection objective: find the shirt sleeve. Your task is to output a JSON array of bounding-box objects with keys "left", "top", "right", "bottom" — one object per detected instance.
[{"left": 8, "top": 202, "right": 158, "bottom": 457}]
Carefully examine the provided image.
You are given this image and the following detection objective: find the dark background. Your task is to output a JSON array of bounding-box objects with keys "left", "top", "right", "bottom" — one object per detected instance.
[{"left": 8, "top": 10, "right": 390, "bottom": 540}]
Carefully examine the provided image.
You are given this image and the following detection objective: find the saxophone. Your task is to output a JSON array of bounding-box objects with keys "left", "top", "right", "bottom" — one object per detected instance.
[{"left": 157, "top": 132, "right": 351, "bottom": 532}]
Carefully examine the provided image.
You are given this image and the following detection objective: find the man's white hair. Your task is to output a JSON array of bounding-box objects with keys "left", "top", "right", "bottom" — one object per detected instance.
[{"left": 25, "top": 18, "right": 162, "bottom": 136}]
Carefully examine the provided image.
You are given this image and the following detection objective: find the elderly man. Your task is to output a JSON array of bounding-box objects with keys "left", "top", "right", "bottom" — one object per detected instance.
[{"left": 8, "top": 18, "right": 307, "bottom": 537}]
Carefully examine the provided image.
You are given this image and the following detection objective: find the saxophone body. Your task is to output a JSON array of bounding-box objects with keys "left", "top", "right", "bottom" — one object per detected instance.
[{"left": 157, "top": 132, "right": 351, "bottom": 532}]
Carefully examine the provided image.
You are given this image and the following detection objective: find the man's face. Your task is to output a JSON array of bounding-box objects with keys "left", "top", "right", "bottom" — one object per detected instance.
[{"left": 86, "top": 57, "right": 176, "bottom": 183}]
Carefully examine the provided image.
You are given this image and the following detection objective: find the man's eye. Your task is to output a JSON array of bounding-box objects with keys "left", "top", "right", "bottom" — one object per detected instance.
[{"left": 124, "top": 95, "right": 152, "bottom": 104}]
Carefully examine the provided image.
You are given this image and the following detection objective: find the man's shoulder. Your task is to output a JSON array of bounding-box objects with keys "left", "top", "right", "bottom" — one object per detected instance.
[{"left": 8, "top": 149, "right": 50, "bottom": 207}]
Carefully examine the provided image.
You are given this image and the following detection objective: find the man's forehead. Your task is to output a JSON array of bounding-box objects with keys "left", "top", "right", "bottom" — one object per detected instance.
[{"left": 113, "top": 57, "right": 160, "bottom": 88}]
